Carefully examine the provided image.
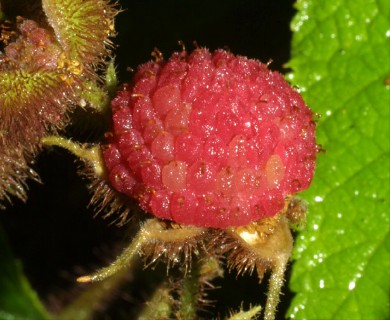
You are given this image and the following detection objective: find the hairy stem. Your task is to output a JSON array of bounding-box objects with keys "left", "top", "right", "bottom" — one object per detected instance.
[
  {"left": 227, "top": 305, "right": 262, "bottom": 320},
  {"left": 178, "top": 263, "right": 201, "bottom": 320},
  {"left": 263, "top": 255, "right": 289, "bottom": 320},
  {"left": 76, "top": 220, "right": 153, "bottom": 283},
  {"left": 41, "top": 136, "right": 104, "bottom": 177},
  {"left": 77, "top": 219, "right": 204, "bottom": 282},
  {"left": 137, "top": 281, "right": 173, "bottom": 320}
]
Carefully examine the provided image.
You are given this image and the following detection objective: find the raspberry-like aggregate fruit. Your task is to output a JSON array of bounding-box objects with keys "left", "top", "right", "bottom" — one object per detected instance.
[{"left": 103, "top": 49, "right": 317, "bottom": 228}]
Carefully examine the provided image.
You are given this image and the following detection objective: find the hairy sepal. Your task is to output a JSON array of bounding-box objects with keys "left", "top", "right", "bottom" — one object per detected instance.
[
  {"left": 0, "top": 146, "right": 40, "bottom": 207},
  {"left": 42, "top": 0, "right": 117, "bottom": 71},
  {"left": 0, "top": 69, "right": 76, "bottom": 149},
  {"left": 141, "top": 221, "right": 207, "bottom": 272}
]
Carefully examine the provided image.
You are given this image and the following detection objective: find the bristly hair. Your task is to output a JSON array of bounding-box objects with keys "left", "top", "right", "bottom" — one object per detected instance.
[
  {"left": 41, "top": 0, "right": 119, "bottom": 77},
  {"left": 208, "top": 229, "right": 269, "bottom": 279},
  {"left": 0, "top": 144, "right": 41, "bottom": 208},
  {"left": 283, "top": 196, "right": 307, "bottom": 230},
  {"left": 141, "top": 221, "right": 207, "bottom": 273},
  {"left": 207, "top": 215, "right": 282, "bottom": 282},
  {"left": 81, "top": 160, "right": 140, "bottom": 226},
  {"left": 0, "top": 69, "right": 76, "bottom": 150},
  {"left": 171, "top": 255, "right": 224, "bottom": 318},
  {"left": 0, "top": 18, "right": 80, "bottom": 150},
  {"left": 0, "top": 19, "right": 77, "bottom": 207}
]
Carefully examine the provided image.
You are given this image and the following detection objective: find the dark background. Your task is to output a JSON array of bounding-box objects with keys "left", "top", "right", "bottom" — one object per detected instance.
[{"left": 1, "top": 1, "right": 296, "bottom": 318}]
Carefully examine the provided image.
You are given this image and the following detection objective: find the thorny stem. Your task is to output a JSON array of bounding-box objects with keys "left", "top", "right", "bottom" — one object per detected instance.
[
  {"left": 137, "top": 281, "right": 173, "bottom": 320},
  {"left": 139, "top": 255, "right": 223, "bottom": 319},
  {"left": 227, "top": 305, "right": 262, "bottom": 320},
  {"left": 263, "top": 254, "right": 289, "bottom": 320},
  {"left": 178, "top": 262, "right": 201, "bottom": 320},
  {"left": 77, "top": 220, "right": 153, "bottom": 283},
  {"left": 77, "top": 219, "right": 204, "bottom": 283},
  {"left": 233, "top": 215, "right": 292, "bottom": 320},
  {"left": 177, "top": 257, "right": 224, "bottom": 319},
  {"left": 254, "top": 216, "right": 292, "bottom": 320},
  {"left": 40, "top": 136, "right": 104, "bottom": 177}
]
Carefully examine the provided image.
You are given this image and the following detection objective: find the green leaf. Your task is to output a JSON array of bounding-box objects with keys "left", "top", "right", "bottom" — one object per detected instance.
[
  {"left": 287, "top": 0, "right": 390, "bottom": 319},
  {"left": 0, "top": 224, "right": 51, "bottom": 320}
]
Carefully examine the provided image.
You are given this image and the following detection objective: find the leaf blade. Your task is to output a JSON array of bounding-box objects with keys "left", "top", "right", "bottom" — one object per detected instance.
[
  {"left": 287, "top": 0, "right": 390, "bottom": 318},
  {"left": 0, "top": 224, "right": 51, "bottom": 320}
]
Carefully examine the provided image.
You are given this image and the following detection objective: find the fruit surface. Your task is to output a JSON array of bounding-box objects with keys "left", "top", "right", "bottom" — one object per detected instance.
[{"left": 103, "top": 49, "right": 317, "bottom": 228}]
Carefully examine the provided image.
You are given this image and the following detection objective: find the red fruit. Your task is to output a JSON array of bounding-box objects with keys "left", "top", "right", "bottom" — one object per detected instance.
[{"left": 103, "top": 49, "right": 317, "bottom": 228}]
